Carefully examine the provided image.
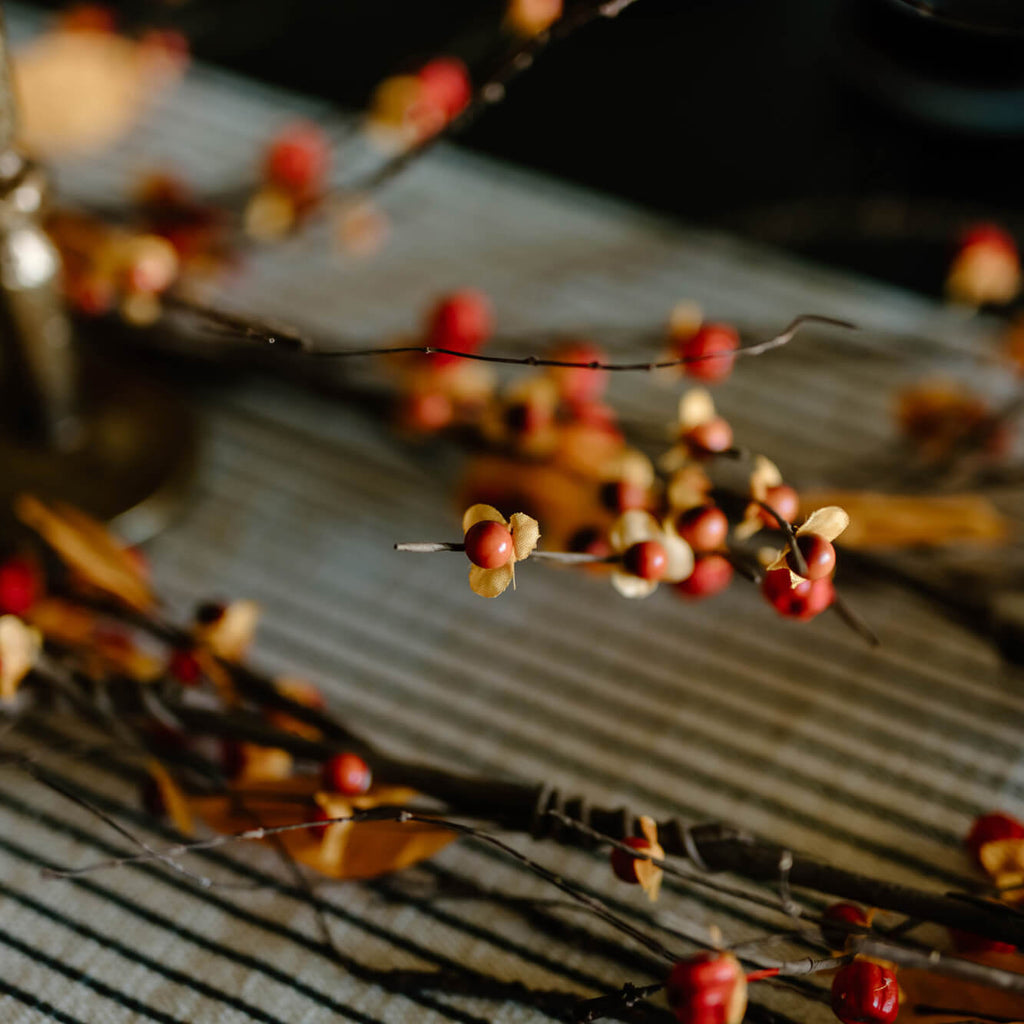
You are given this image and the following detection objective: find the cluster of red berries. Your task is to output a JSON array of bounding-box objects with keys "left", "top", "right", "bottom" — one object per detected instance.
[
  {"left": 368, "top": 57, "right": 472, "bottom": 149},
  {"left": 760, "top": 548, "right": 836, "bottom": 622},
  {"left": 244, "top": 122, "right": 334, "bottom": 242},
  {"left": 957, "top": 810, "right": 1024, "bottom": 955},
  {"left": 53, "top": 210, "right": 181, "bottom": 324}
]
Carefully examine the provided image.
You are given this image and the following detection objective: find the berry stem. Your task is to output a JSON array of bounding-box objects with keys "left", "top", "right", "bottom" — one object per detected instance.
[{"left": 165, "top": 295, "right": 853, "bottom": 373}]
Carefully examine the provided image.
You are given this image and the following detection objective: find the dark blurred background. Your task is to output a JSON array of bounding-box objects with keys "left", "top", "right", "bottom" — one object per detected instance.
[{"left": 29, "top": 0, "right": 1024, "bottom": 297}]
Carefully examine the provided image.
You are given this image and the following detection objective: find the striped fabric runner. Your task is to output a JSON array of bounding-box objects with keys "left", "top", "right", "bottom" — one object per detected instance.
[{"left": 2, "top": 5, "right": 1023, "bottom": 1021}]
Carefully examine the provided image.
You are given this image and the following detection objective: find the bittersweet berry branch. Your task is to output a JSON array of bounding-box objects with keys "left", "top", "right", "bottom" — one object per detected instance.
[{"left": 164, "top": 294, "right": 853, "bottom": 372}]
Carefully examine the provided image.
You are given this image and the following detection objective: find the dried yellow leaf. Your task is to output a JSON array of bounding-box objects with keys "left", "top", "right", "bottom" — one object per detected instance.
[
  {"left": 0, "top": 616, "right": 41, "bottom": 702},
  {"left": 15, "top": 495, "right": 153, "bottom": 612}
]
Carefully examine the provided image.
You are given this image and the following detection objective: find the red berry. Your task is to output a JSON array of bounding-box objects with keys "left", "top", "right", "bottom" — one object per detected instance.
[
  {"left": 762, "top": 567, "right": 834, "bottom": 621},
  {"left": 821, "top": 902, "right": 869, "bottom": 949},
  {"left": 687, "top": 417, "right": 734, "bottom": 454},
  {"left": 265, "top": 122, "right": 331, "bottom": 196},
  {"left": 322, "top": 752, "right": 372, "bottom": 796},
  {"left": 416, "top": 58, "right": 472, "bottom": 122},
  {"left": 675, "top": 554, "right": 733, "bottom": 599},
  {"left": 666, "top": 952, "right": 747, "bottom": 1024},
  {"left": 623, "top": 541, "right": 668, "bottom": 581},
  {"left": 464, "top": 520, "right": 514, "bottom": 569},
  {"left": 168, "top": 648, "right": 202, "bottom": 686},
  {"left": 787, "top": 533, "right": 836, "bottom": 580},
  {"left": 599, "top": 480, "right": 647, "bottom": 513},
  {"left": 0, "top": 557, "right": 38, "bottom": 616},
  {"left": 759, "top": 485, "right": 799, "bottom": 528},
  {"left": 960, "top": 222, "right": 1017, "bottom": 257},
  {"left": 426, "top": 290, "right": 493, "bottom": 362},
  {"left": 679, "top": 324, "right": 739, "bottom": 383},
  {"left": 830, "top": 961, "right": 899, "bottom": 1024},
  {"left": 966, "top": 811, "right": 1024, "bottom": 864},
  {"left": 949, "top": 928, "right": 1016, "bottom": 955},
  {"left": 676, "top": 506, "right": 728, "bottom": 552},
  {"left": 610, "top": 836, "right": 651, "bottom": 884}
]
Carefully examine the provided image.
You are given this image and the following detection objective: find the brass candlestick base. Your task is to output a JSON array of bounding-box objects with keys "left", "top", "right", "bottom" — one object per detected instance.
[
  {"left": 0, "top": 8, "right": 196, "bottom": 544},
  {"left": 0, "top": 348, "right": 198, "bottom": 544}
]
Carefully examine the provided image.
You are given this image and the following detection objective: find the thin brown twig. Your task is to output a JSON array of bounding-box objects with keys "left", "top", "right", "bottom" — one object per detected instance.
[{"left": 342, "top": 0, "right": 646, "bottom": 199}]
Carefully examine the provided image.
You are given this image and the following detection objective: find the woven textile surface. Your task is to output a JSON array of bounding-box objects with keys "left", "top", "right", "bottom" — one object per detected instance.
[{"left": 1, "top": 7, "right": 1023, "bottom": 1022}]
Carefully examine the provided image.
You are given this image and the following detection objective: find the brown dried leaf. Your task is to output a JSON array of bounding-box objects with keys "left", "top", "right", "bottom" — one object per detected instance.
[
  {"left": 15, "top": 495, "right": 153, "bottom": 612},
  {"left": 799, "top": 490, "right": 1009, "bottom": 549},
  {"left": 27, "top": 597, "right": 97, "bottom": 647},
  {"left": 191, "top": 781, "right": 455, "bottom": 881},
  {"left": 897, "top": 962, "right": 1024, "bottom": 1022}
]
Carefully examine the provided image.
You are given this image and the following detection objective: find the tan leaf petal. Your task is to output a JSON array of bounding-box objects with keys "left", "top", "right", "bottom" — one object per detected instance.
[
  {"left": 611, "top": 572, "right": 658, "bottom": 599},
  {"left": 678, "top": 388, "right": 715, "bottom": 432},
  {"left": 634, "top": 817, "right": 664, "bottom": 902},
  {"left": 796, "top": 506, "right": 850, "bottom": 543},
  {"left": 661, "top": 529, "right": 695, "bottom": 584},
  {"left": 979, "top": 837, "right": 1024, "bottom": 887},
  {"left": 668, "top": 300, "right": 703, "bottom": 341},
  {"left": 765, "top": 547, "right": 804, "bottom": 585},
  {"left": 507, "top": 374, "right": 558, "bottom": 409},
  {"left": 313, "top": 792, "right": 355, "bottom": 867},
  {"left": 658, "top": 444, "right": 690, "bottom": 475},
  {"left": 602, "top": 448, "right": 654, "bottom": 488},
  {"left": 749, "top": 455, "right": 783, "bottom": 500},
  {"left": 469, "top": 563, "right": 514, "bottom": 598},
  {"left": 732, "top": 508, "right": 762, "bottom": 542},
  {"left": 462, "top": 503, "right": 507, "bottom": 533},
  {"left": 0, "top": 616, "right": 41, "bottom": 702},
  {"left": 15, "top": 495, "right": 153, "bottom": 612},
  {"left": 666, "top": 466, "right": 712, "bottom": 512},
  {"left": 509, "top": 513, "right": 540, "bottom": 562},
  {"left": 609, "top": 510, "right": 660, "bottom": 553},
  {"left": 197, "top": 600, "right": 260, "bottom": 662}
]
